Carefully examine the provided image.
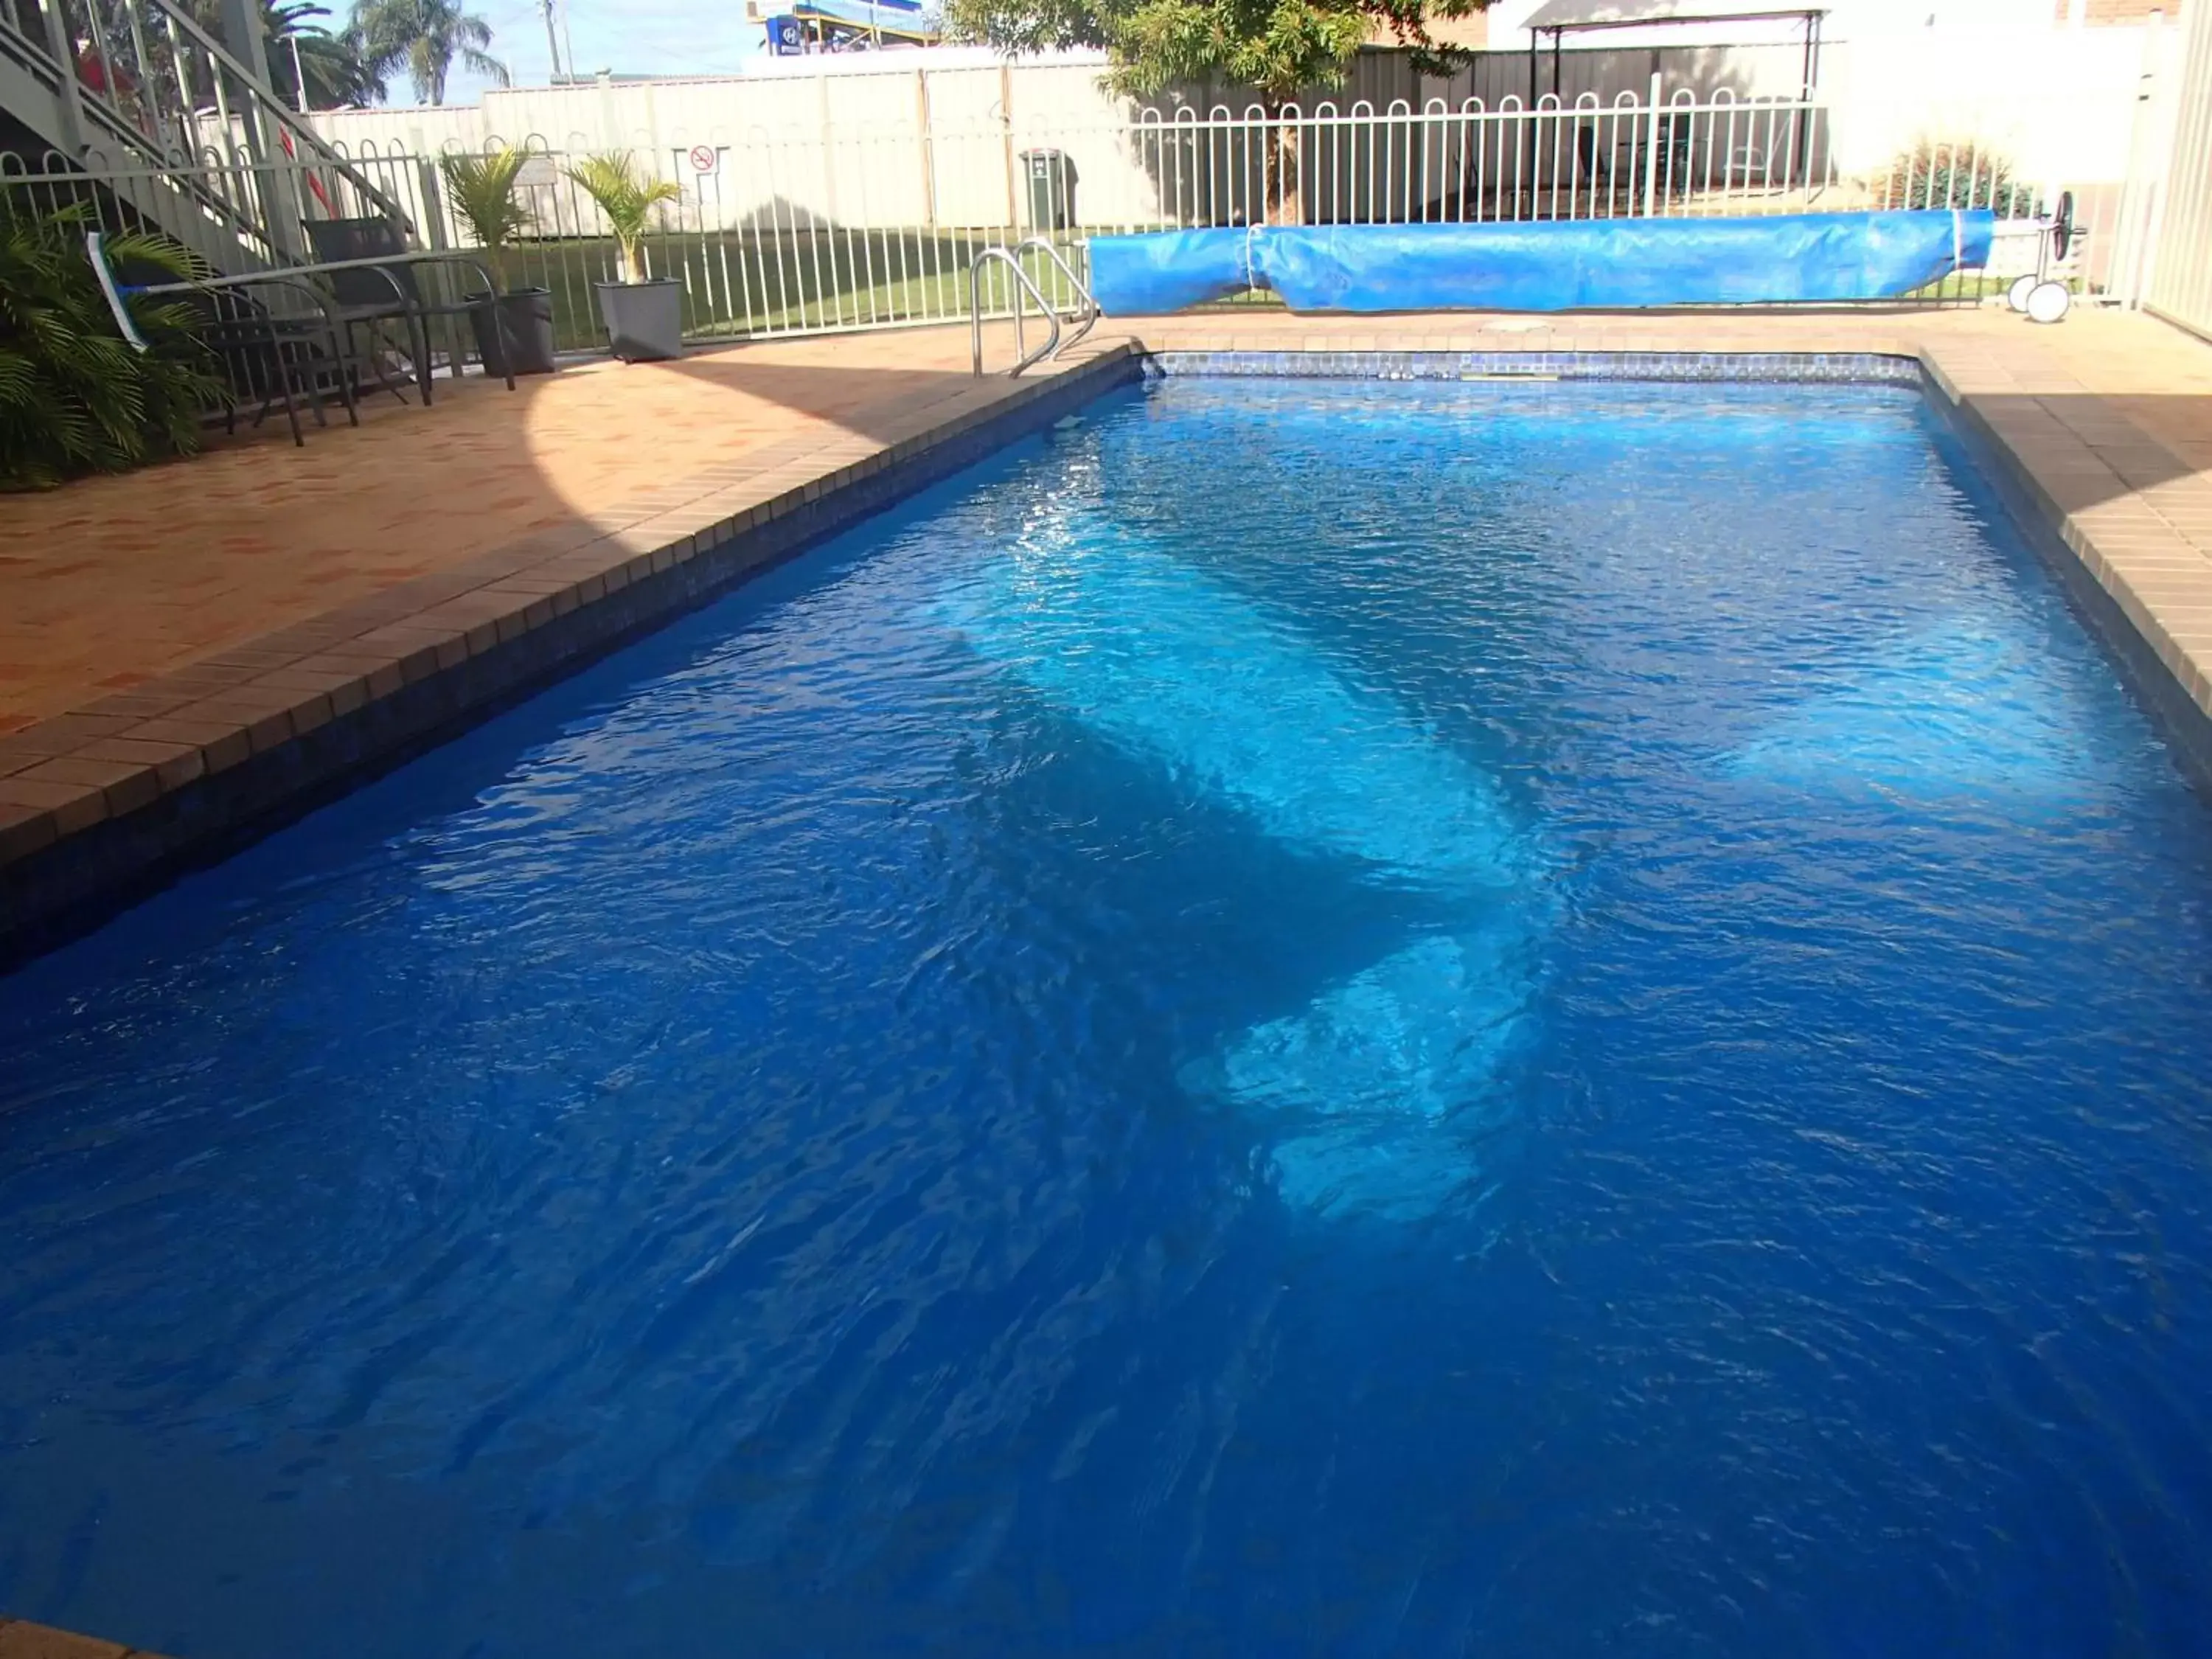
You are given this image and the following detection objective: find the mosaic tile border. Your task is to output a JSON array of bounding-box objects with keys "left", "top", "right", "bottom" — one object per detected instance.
[{"left": 1145, "top": 349, "right": 1927, "bottom": 384}]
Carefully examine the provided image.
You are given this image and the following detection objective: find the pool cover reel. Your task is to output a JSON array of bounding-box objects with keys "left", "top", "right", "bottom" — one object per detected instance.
[{"left": 1085, "top": 211, "right": 1995, "bottom": 315}]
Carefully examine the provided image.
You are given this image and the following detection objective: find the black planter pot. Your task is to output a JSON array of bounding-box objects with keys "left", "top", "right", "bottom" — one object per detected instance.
[
  {"left": 465, "top": 287, "right": 558, "bottom": 378},
  {"left": 593, "top": 278, "right": 684, "bottom": 363}
]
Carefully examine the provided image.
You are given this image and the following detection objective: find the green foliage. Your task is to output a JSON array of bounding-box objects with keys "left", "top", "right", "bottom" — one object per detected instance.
[
  {"left": 263, "top": 0, "right": 384, "bottom": 108},
  {"left": 1882, "top": 139, "right": 2039, "bottom": 218},
  {"left": 945, "top": 0, "right": 1489, "bottom": 220},
  {"left": 0, "top": 198, "right": 226, "bottom": 492},
  {"left": 945, "top": 0, "right": 1490, "bottom": 103},
  {"left": 347, "top": 0, "right": 508, "bottom": 105},
  {"left": 564, "top": 152, "right": 684, "bottom": 285},
  {"left": 441, "top": 146, "right": 535, "bottom": 288}
]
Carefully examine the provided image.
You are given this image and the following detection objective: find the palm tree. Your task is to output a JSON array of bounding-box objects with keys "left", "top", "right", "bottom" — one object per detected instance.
[
  {"left": 261, "top": 0, "right": 384, "bottom": 108},
  {"left": 347, "top": 0, "right": 508, "bottom": 106},
  {"left": 0, "top": 198, "right": 226, "bottom": 489}
]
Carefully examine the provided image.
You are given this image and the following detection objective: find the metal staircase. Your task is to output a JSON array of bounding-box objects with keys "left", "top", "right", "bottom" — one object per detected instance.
[{"left": 1, "top": 0, "right": 412, "bottom": 272}]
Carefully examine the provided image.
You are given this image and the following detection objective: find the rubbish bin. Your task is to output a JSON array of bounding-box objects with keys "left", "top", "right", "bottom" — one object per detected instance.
[{"left": 1020, "top": 148, "right": 1077, "bottom": 232}]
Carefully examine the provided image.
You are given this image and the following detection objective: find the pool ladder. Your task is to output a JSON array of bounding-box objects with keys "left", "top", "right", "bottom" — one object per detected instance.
[{"left": 968, "top": 239, "right": 1099, "bottom": 378}]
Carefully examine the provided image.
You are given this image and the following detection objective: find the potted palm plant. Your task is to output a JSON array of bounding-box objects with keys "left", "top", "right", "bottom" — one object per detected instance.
[
  {"left": 565, "top": 151, "right": 684, "bottom": 363},
  {"left": 440, "top": 145, "right": 557, "bottom": 376}
]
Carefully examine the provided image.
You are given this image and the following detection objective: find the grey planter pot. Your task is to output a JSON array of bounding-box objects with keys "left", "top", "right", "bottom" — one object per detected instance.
[
  {"left": 466, "top": 287, "right": 558, "bottom": 378},
  {"left": 594, "top": 278, "right": 684, "bottom": 363}
]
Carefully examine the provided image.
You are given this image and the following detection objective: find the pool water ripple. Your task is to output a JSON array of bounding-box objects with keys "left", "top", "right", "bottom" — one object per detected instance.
[{"left": 2, "top": 380, "right": 2211, "bottom": 1656}]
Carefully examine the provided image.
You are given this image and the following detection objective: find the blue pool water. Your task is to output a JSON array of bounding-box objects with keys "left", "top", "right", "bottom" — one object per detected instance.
[{"left": 4, "top": 378, "right": 2212, "bottom": 1657}]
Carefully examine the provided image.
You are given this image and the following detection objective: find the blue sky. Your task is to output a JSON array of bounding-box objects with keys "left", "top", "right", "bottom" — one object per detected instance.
[{"left": 438, "top": 0, "right": 765, "bottom": 104}]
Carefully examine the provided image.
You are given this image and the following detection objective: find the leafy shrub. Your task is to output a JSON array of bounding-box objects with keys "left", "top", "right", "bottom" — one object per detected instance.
[
  {"left": 0, "top": 197, "right": 226, "bottom": 491},
  {"left": 563, "top": 152, "right": 683, "bottom": 285},
  {"left": 1879, "top": 139, "right": 2039, "bottom": 218},
  {"left": 439, "top": 145, "right": 535, "bottom": 289}
]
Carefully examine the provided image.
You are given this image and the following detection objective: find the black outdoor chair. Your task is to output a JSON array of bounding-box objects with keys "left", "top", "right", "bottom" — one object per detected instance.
[
  {"left": 88, "top": 230, "right": 361, "bottom": 448},
  {"left": 304, "top": 217, "right": 512, "bottom": 405},
  {"left": 1576, "top": 116, "right": 1694, "bottom": 209}
]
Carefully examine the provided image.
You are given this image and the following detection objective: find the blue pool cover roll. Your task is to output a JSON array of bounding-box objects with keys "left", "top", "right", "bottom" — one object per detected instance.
[{"left": 1086, "top": 211, "right": 1995, "bottom": 315}]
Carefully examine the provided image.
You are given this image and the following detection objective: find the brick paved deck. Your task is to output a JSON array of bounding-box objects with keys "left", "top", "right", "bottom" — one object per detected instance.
[
  {"left": 0, "top": 327, "right": 1071, "bottom": 731},
  {"left": 4, "top": 305, "right": 2212, "bottom": 967},
  {"left": 0, "top": 1614, "right": 171, "bottom": 1658}
]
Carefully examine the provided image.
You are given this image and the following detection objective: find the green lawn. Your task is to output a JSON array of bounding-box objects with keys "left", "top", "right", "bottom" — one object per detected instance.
[{"left": 488, "top": 228, "right": 1080, "bottom": 352}]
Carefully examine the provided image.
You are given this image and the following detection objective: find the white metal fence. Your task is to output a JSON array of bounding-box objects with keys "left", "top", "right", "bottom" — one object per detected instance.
[
  {"left": 3, "top": 85, "right": 2153, "bottom": 352},
  {"left": 2146, "top": 0, "right": 2212, "bottom": 341}
]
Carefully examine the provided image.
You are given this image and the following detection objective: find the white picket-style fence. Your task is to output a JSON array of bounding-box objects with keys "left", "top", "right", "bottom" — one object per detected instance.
[{"left": 0, "top": 82, "right": 2161, "bottom": 351}]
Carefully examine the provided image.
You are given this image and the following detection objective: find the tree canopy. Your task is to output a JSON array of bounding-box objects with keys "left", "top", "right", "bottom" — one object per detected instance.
[
  {"left": 944, "top": 0, "right": 1492, "bottom": 105},
  {"left": 260, "top": 0, "right": 385, "bottom": 108},
  {"left": 347, "top": 0, "right": 509, "bottom": 105}
]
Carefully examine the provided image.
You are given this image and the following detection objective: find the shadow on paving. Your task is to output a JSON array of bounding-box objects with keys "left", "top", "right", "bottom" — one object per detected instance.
[
  {"left": 1954, "top": 393, "right": 2212, "bottom": 510},
  {"left": 0, "top": 337, "right": 1015, "bottom": 732},
  {"left": 658, "top": 347, "right": 993, "bottom": 442}
]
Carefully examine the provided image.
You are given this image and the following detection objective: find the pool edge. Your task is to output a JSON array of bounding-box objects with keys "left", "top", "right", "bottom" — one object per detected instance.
[
  {"left": 1919, "top": 375, "right": 2212, "bottom": 793},
  {"left": 1142, "top": 348, "right": 1924, "bottom": 384},
  {"left": 0, "top": 345, "right": 1146, "bottom": 973},
  {"left": 7, "top": 334, "right": 2211, "bottom": 970},
  {"left": 1140, "top": 341, "right": 2212, "bottom": 791}
]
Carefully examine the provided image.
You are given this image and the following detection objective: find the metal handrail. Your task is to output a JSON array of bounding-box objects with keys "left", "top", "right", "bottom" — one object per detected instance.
[
  {"left": 118, "top": 0, "right": 414, "bottom": 232},
  {"left": 1, "top": 0, "right": 415, "bottom": 242},
  {"left": 969, "top": 246, "right": 1060, "bottom": 378},
  {"left": 1013, "top": 237, "right": 1099, "bottom": 354}
]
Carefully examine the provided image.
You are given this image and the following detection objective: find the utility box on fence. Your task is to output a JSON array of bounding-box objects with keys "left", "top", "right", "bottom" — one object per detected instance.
[{"left": 1020, "top": 150, "right": 1077, "bottom": 232}]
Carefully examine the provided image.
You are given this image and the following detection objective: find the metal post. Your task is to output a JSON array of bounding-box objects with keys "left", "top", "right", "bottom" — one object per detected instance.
[
  {"left": 417, "top": 157, "right": 451, "bottom": 249},
  {"left": 817, "top": 68, "right": 838, "bottom": 223},
  {"left": 161, "top": 12, "right": 194, "bottom": 155},
  {"left": 1641, "top": 69, "right": 1660, "bottom": 217},
  {"left": 213, "top": 0, "right": 302, "bottom": 256},
  {"left": 124, "top": 1, "right": 161, "bottom": 133},
  {"left": 915, "top": 68, "right": 936, "bottom": 229},
  {"left": 1795, "top": 12, "right": 1818, "bottom": 188},
  {"left": 999, "top": 62, "right": 1018, "bottom": 234},
  {"left": 39, "top": 0, "right": 88, "bottom": 156},
  {"left": 214, "top": 0, "right": 268, "bottom": 88}
]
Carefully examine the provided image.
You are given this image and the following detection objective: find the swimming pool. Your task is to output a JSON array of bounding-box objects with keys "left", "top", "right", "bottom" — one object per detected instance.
[{"left": 4, "top": 374, "right": 2211, "bottom": 1656}]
